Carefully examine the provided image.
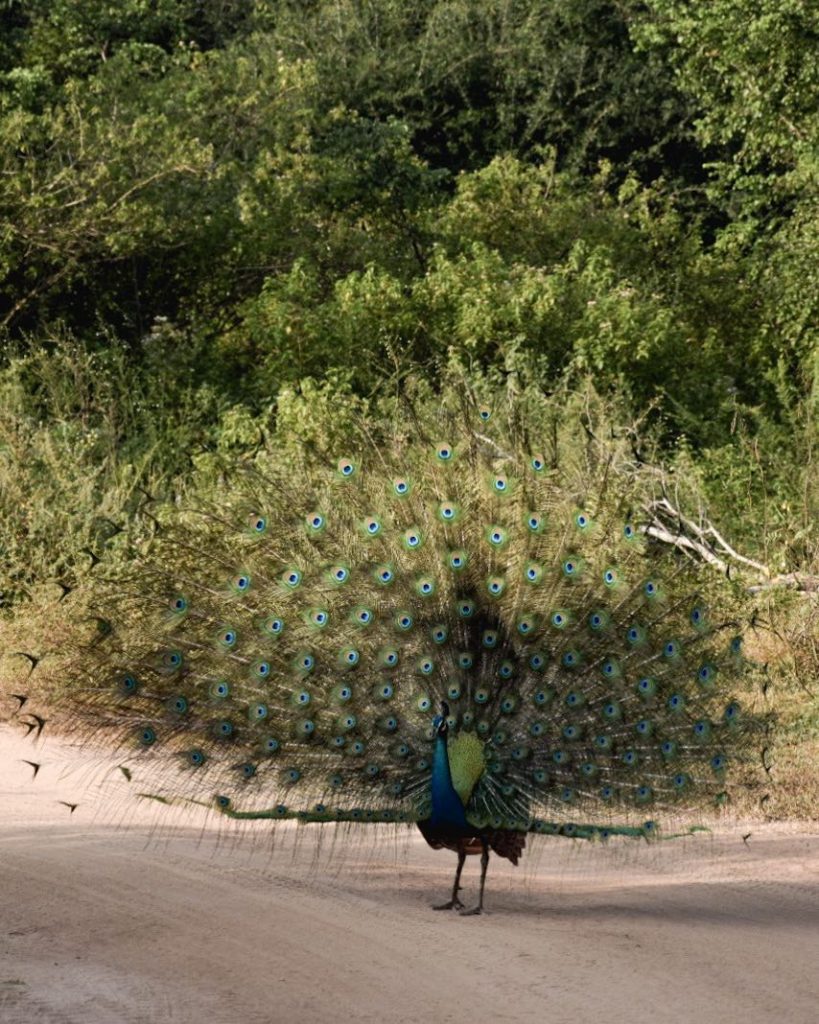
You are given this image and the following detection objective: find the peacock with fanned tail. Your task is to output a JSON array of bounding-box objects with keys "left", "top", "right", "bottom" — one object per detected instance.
[{"left": 29, "top": 388, "right": 762, "bottom": 914}]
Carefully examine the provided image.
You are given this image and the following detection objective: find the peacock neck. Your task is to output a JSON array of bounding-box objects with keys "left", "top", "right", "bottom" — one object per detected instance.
[{"left": 429, "top": 733, "right": 469, "bottom": 829}]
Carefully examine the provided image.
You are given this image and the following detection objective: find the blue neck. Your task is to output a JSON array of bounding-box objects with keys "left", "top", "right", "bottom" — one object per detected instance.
[{"left": 429, "top": 733, "right": 468, "bottom": 828}]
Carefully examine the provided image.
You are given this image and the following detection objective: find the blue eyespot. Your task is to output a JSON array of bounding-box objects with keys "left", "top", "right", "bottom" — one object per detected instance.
[
  {"left": 248, "top": 513, "right": 267, "bottom": 533},
  {"left": 436, "top": 444, "right": 453, "bottom": 461},
  {"left": 488, "top": 526, "right": 507, "bottom": 546},
  {"left": 404, "top": 528, "right": 422, "bottom": 549},
  {"left": 380, "top": 648, "right": 399, "bottom": 667},
  {"left": 119, "top": 674, "right": 139, "bottom": 695}
]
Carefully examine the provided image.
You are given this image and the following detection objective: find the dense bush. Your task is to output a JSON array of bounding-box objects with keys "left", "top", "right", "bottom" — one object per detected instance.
[{"left": 0, "top": 2, "right": 816, "bottom": 806}]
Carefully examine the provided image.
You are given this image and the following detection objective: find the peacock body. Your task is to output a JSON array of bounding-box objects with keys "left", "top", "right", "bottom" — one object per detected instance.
[{"left": 31, "top": 387, "right": 760, "bottom": 913}]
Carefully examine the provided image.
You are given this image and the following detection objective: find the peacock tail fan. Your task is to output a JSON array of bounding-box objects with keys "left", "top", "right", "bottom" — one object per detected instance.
[{"left": 49, "top": 383, "right": 766, "bottom": 843}]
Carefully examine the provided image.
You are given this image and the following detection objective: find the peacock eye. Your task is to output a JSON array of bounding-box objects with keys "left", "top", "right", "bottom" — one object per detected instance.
[
  {"left": 306, "top": 512, "right": 325, "bottom": 531},
  {"left": 120, "top": 674, "right": 139, "bottom": 694},
  {"left": 249, "top": 513, "right": 267, "bottom": 533},
  {"left": 393, "top": 478, "right": 410, "bottom": 495},
  {"left": 435, "top": 444, "right": 453, "bottom": 461},
  {"left": 530, "top": 454, "right": 545, "bottom": 472},
  {"left": 337, "top": 458, "right": 357, "bottom": 478},
  {"left": 478, "top": 406, "right": 492, "bottom": 422}
]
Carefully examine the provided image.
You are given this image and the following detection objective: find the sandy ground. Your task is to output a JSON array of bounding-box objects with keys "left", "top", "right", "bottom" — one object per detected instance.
[{"left": 0, "top": 725, "right": 817, "bottom": 1024}]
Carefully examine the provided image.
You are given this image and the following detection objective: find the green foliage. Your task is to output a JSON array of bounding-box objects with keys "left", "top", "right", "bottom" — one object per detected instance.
[{"left": 0, "top": 1, "right": 816, "bottom": 815}]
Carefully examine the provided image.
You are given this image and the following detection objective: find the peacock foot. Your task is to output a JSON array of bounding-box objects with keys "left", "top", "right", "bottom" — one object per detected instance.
[
  {"left": 459, "top": 906, "right": 483, "bottom": 916},
  {"left": 432, "top": 898, "right": 465, "bottom": 911}
]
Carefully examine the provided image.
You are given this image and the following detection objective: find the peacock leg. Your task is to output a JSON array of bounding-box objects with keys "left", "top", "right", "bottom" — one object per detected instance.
[
  {"left": 433, "top": 850, "right": 466, "bottom": 910},
  {"left": 460, "top": 838, "right": 489, "bottom": 916}
]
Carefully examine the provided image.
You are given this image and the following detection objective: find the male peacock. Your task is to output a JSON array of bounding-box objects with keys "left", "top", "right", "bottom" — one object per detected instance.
[{"left": 15, "top": 384, "right": 761, "bottom": 914}]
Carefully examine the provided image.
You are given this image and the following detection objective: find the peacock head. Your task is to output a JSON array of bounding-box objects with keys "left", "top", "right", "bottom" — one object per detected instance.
[{"left": 432, "top": 701, "right": 450, "bottom": 737}]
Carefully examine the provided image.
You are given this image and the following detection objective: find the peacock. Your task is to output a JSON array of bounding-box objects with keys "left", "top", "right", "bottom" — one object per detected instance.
[{"left": 8, "top": 382, "right": 763, "bottom": 914}]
